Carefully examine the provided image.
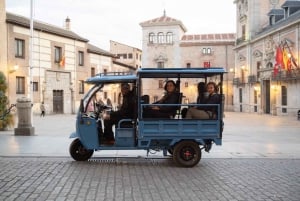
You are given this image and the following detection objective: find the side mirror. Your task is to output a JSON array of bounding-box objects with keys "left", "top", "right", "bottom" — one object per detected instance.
[{"left": 79, "top": 99, "right": 84, "bottom": 113}]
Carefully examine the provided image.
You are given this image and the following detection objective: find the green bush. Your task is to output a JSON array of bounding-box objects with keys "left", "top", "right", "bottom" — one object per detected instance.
[{"left": 0, "top": 72, "right": 14, "bottom": 130}]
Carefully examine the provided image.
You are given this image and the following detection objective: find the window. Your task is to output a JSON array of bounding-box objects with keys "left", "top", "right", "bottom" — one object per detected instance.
[
  {"left": 242, "top": 25, "right": 246, "bottom": 40},
  {"left": 15, "top": 39, "right": 25, "bottom": 58},
  {"left": 128, "top": 53, "right": 133, "bottom": 59},
  {"left": 103, "top": 69, "right": 107, "bottom": 75},
  {"left": 78, "top": 51, "right": 84, "bottom": 66},
  {"left": 123, "top": 54, "right": 127, "bottom": 59},
  {"left": 157, "top": 61, "right": 164, "bottom": 68},
  {"left": 186, "top": 63, "right": 191, "bottom": 68},
  {"left": 257, "top": 61, "right": 261, "bottom": 79},
  {"left": 157, "top": 32, "right": 164, "bottom": 44},
  {"left": 33, "top": 82, "right": 38, "bottom": 92},
  {"left": 54, "top": 46, "right": 62, "bottom": 63},
  {"left": 149, "top": 32, "right": 155, "bottom": 44},
  {"left": 158, "top": 80, "right": 164, "bottom": 88},
  {"left": 202, "top": 47, "right": 212, "bottom": 55},
  {"left": 207, "top": 48, "right": 211, "bottom": 54},
  {"left": 79, "top": 80, "right": 84, "bottom": 94},
  {"left": 91, "top": 67, "right": 95, "bottom": 77},
  {"left": 166, "top": 32, "right": 173, "bottom": 44},
  {"left": 136, "top": 53, "right": 138, "bottom": 59},
  {"left": 16, "top": 76, "right": 25, "bottom": 94}
]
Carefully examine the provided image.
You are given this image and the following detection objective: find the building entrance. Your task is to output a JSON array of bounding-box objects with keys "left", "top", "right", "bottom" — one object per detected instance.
[
  {"left": 263, "top": 80, "right": 270, "bottom": 114},
  {"left": 53, "top": 90, "right": 64, "bottom": 113}
]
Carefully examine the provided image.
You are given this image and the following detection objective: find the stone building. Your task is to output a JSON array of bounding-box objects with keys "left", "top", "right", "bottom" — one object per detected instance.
[
  {"left": 233, "top": 0, "right": 300, "bottom": 116},
  {"left": 139, "top": 11, "right": 235, "bottom": 109},
  {"left": 110, "top": 40, "right": 142, "bottom": 69},
  {"left": 0, "top": 0, "right": 134, "bottom": 114}
]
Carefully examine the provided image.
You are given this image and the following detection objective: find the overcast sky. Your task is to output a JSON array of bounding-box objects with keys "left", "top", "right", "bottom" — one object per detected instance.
[{"left": 6, "top": 0, "right": 236, "bottom": 51}]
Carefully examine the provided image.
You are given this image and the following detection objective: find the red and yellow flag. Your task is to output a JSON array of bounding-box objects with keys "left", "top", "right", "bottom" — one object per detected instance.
[
  {"left": 282, "top": 48, "right": 289, "bottom": 70},
  {"left": 274, "top": 46, "right": 283, "bottom": 76},
  {"left": 59, "top": 55, "right": 65, "bottom": 67}
]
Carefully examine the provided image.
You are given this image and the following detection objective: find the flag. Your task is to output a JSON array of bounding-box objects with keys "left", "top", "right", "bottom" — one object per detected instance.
[
  {"left": 275, "top": 46, "right": 283, "bottom": 69},
  {"left": 274, "top": 46, "right": 283, "bottom": 76},
  {"left": 59, "top": 55, "right": 65, "bottom": 67},
  {"left": 282, "top": 48, "right": 289, "bottom": 70},
  {"left": 273, "top": 64, "right": 279, "bottom": 76},
  {"left": 287, "top": 58, "right": 292, "bottom": 72}
]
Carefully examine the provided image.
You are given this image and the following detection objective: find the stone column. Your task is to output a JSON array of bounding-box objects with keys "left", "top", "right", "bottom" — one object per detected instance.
[{"left": 14, "top": 97, "right": 35, "bottom": 135}]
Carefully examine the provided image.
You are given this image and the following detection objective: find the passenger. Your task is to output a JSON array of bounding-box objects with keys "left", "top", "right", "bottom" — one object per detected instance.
[
  {"left": 181, "top": 82, "right": 207, "bottom": 118},
  {"left": 102, "top": 83, "right": 135, "bottom": 144},
  {"left": 143, "top": 80, "right": 179, "bottom": 118},
  {"left": 185, "top": 81, "right": 220, "bottom": 119}
]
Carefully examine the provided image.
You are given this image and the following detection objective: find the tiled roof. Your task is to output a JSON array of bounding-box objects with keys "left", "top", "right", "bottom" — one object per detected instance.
[
  {"left": 140, "top": 14, "right": 187, "bottom": 32},
  {"left": 6, "top": 12, "right": 89, "bottom": 42},
  {"left": 181, "top": 33, "right": 236, "bottom": 43},
  {"left": 257, "top": 9, "right": 300, "bottom": 36},
  {"left": 87, "top": 43, "right": 116, "bottom": 57}
]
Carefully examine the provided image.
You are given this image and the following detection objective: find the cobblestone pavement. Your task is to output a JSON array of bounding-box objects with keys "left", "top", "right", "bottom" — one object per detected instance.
[
  {"left": 0, "top": 112, "right": 300, "bottom": 200},
  {"left": 0, "top": 157, "right": 299, "bottom": 201}
]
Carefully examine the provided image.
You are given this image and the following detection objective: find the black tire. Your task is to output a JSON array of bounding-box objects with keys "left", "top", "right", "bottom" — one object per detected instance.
[
  {"left": 69, "top": 139, "right": 94, "bottom": 161},
  {"left": 173, "top": 141, "right": 201, "bottom": 167}
]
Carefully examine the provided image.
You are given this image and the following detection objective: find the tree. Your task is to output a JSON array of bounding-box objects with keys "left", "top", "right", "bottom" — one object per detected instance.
[{"left": 0, "top": 72, "right": 14, "bottom": 130}]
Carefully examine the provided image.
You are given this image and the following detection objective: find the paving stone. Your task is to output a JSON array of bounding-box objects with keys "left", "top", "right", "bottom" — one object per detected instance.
[{"left": 0, "top": 157, "right": 299, "bottom": 200}]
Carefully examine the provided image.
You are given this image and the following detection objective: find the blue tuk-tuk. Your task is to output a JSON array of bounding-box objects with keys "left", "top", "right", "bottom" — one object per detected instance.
[{"left": 69, "top": 68, "right": 226, "bottom": 167}]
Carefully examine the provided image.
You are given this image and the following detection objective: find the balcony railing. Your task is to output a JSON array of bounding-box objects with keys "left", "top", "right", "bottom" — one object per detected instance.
[
  {"left": 233, "top": 77, "right": 246, "bottom": 86},
  {"left": 248, "top": 75, "right": 257, "bottom": 84},
  {"left": 272, "top": 69, "right": 300, "bottom": 81}
]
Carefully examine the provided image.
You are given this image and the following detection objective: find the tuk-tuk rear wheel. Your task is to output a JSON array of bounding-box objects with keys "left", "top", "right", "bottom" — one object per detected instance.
[
  {"left": 69, "top": 138, "right": 94, "bottom": 161},
  {"left": 173, "top": 140, "right": 201, "bottom": 167}
]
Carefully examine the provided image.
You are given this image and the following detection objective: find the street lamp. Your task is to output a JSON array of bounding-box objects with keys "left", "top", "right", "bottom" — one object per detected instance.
[{"left": 8, "top": 65, "right": 19, "bottom": 73}]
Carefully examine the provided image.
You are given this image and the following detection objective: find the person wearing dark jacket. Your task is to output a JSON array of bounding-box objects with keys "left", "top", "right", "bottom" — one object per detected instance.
[
  {"left": 102, "top": 83, "right": 135, "bottom": 144},
  {"left": 181, "top": 82, "right": 207, "bottom": 118},
  {"left": 185, "top": 81, "right": 220, "bottom": 119},
  {"left": 144, "top": 80, "right": 180, "bottom": 118}
]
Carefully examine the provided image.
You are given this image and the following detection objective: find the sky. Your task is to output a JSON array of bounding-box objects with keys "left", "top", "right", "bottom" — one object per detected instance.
[{"left": 5, "top": 0, "right": 236, "bottom": 51}]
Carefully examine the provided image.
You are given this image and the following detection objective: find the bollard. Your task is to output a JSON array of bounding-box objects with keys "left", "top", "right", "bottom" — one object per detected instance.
[
  {"left": 14, "top": 97, "right": 35, "bottom": 136},
  {"left": 298, "top": 110, "right": 300, "bottom": 121}
]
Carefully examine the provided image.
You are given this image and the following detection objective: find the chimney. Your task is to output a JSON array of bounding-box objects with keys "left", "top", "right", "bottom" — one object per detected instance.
[{"left": 65, "top": 16, "right": 71, "bottom": 30}]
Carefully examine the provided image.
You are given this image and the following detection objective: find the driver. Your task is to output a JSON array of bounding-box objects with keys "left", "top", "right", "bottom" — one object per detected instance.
[{"left": 102, "top": 83, "right": 135, "bottom": 144}]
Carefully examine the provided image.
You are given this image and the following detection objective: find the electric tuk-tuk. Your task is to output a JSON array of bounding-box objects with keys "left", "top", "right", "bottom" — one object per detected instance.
[{"left": 69, "top": 67, "right": 226, "bottom": 167}]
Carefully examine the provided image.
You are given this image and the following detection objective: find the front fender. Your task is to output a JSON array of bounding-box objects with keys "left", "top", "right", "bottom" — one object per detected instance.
[{"left": 69, "top": 131, "right": 79, "bottom": 139}]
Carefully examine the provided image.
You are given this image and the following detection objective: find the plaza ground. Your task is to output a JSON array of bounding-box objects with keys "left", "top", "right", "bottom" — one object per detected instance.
[{"left": 0, "top": 112, "right": 299, "bottom": 200}]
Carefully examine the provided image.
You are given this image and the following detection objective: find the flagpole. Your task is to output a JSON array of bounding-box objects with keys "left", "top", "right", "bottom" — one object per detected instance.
[{"left": 29, "top": 0, "right": 34, "bottom": 128}]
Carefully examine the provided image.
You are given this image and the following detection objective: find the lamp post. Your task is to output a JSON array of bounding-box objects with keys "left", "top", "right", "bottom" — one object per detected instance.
[{"left": 228, "top": 68, "right": 235, "bottom": 111}]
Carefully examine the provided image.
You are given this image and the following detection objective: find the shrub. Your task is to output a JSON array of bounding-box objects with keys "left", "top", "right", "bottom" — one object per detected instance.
[{"left": 0, "top": 72, "right": 14, "bottom": 130}]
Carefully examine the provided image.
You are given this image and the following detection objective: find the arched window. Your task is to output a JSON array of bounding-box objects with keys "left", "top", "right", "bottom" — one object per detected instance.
[
  {"left": 207, "top": 48, "right": 211, "bottom": 54},
  {"left": 157, "top": 32, "right": 164, "bottom": 44},
  {"left": 166, "top": 32, "right": 173, "bottom": 44},
  {"left": 149, "top": 32, "right": 155, "bottom": 44}
]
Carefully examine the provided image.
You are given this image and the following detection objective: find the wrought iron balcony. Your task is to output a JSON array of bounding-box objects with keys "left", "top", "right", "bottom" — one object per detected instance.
[
  {"left": 248, "top": 75, "right": 257, "bottom": 84},
  {"left": 272, "top": 69, "right": 300, "bottom": 81}
]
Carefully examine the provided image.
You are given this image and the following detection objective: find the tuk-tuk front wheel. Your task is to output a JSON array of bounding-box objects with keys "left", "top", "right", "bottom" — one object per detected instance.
[
  {"left": 69, "top": 139, "right": 94, "bottom": 161},
  {"left": 173, "top": 140, "right": 201, "bottom": 167}
]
